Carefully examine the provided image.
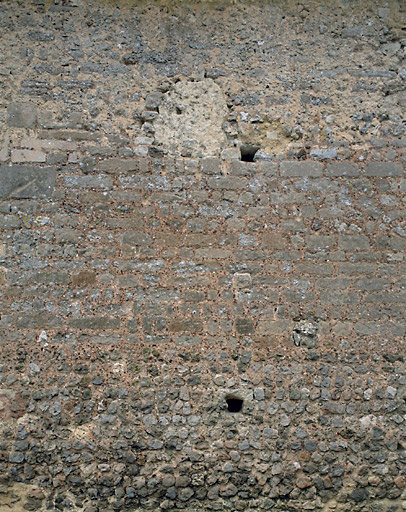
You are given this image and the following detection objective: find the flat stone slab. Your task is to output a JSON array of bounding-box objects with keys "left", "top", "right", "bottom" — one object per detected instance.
[
  {"left": 0, "top": 165, "right": 56, "bottom": 198},
  {"left": 7, "top": 102, "right": 37, "bottom": 128}
]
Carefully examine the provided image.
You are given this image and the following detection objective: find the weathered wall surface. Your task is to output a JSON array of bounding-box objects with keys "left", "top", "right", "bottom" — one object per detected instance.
[{"left": 0, "top": 0, "right": 406, "bottom": 511}]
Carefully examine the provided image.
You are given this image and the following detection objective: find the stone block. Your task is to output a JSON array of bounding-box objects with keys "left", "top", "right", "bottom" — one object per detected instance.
[
  {"left": 7, "top": 102, "right": 37, "bottom": 128},
  {"left": 280, "top": 161, "right": 323, "bottom": 177},
  {"left": 97, "top": 158, "right": 141, "bottom": 173},
  {"left": 30, "top": 272, "right": 69, "bottom": 285},
  {"left": 207, "top": 176, "right": 248, "bottom": 190},
  {"left": 257, "top": 319, "right": 292, "bottom": 336},
  {"left": 69, "top": 317, "right": 120, "bottom": 330},
  {"left": 365, "top": 162, "right": 403, "bottom": 177},
  {"left": 195, "top": 248, "right": 231, "bottom": 259},
  {"left": 306, "top": 235, "right": 337, "bottom": 250},
  {"left": 72, "top": 271, "right": 97, "bottom": 287},
  {"left": 316, "top": 277, "right": 351, "bottom": 289},
  {"left": 282, "top": 289, "right": 315, "bottom": 302},
  {"left": 338, "top": 235, "right": 370, "bottom": 251},
  {"left": 121, "top": 231, "right": 152, "bottom": 246},
  {"left": 325, "top": 162, "right": 359, "bottom": 176},
  {"left": 309, "top": 148, "right": 337, "bottom": 159},
  {"left": 21, "top": 137, "right": 77, "bottom": 151},
  {"left": 117, "top": 275, "right": 139, "bottom": 287},
  {"left": 337, "top": 263, "right": 376, "bottom": 275},
  {"left": 233, "top": 272, "right": 252, "bottom": 291},
  {"left": 295, "top": 263, "right": 334, "bottom": 275},
  {"left": 0, "top": 165, "right": 56, "bottom": 198},
  {"left": 0, "top": 134, "right": 9, "bottom": 162},
  {"left": 168, "top": 318, "right": 203, "bottom": 333},
  {"left": 38, "top": 129, "right": 99, "bottom": 141},
  {"left": 258, "top": 161, "right": 278, "bottom": 176},
  {"left": 11, "top": 150, "right": 46, "bottom": 163},
  {"left": 320, "top": 291, "right": 360, "bottom": 304},
  {"left": 48, "top": 153, "right": 68, "bottom": 165},
  {"left": 221, "top": 147, "right": 240, "bottom": 159},
  {"left": 229, "top": 160, "right": 257, "bottom": 176},
  {"left": 0, "top": 215, "right": 20, "bottom": 229},
  {"left": 201, "top": 158, "right": 222, "bottom": 175},
  {"left": 235, "top": 318, "right": 254, "bottom": 334},
  {"left": 16, "top": 313, "right": 60, "bottom": 329},
  {"left": 0, "top": 266, "right": 7, "bottom": 286},
  {"left": 262, "top": 233, "right": 287, "bottom": 249},
  {"left": 183, "top": 290, "right": 206, "bottom": 302},
  {"left": 353, "top": 278, "right": 388, "bottom": 290},
  {"left": 64, "top": 175, "right": 113, "bottom": 189},
  {"left": 54, "top": 229, "right": 80, "bottom": 244}
]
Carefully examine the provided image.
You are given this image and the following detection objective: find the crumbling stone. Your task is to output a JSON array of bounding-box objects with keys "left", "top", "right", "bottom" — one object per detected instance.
[{"left": 292, "top": 319, "right": 319, "bottom": 348}]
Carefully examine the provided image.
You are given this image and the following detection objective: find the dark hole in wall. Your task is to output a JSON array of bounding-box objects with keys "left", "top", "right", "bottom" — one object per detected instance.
[
  {"left": 240, "top": 144, "right": 260, "bottom": 162},
  {"left": 226, "top": 397, "right": 243, "bottom": 413}
]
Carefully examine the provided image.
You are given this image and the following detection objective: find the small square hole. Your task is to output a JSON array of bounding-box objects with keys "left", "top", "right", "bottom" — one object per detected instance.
[
  {"left": 240, "top": 144, "right": 259, "bottom": 162},
  {"left": 226, "top": 397, "right": 243, "bottom": 413}
]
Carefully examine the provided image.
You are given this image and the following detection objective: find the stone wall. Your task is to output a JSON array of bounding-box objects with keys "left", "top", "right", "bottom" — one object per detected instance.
[{"left": 0, "top": 0, "right": 405, "bottom": 511}]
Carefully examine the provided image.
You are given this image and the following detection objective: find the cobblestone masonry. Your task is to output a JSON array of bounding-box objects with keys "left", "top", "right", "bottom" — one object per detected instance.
[{"left": 0, "top": 0, "right": 406, "bottom": 511}]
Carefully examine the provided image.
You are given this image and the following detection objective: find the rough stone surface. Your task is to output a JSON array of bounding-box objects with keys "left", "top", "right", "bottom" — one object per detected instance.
[
  {"left": 0, "top": 165, "right": 56, "bottom": 198},
  {"left": 7, "top": 102, "right": 37, "bottom": 128},
  {"left": 0, "top": 1, "right": 406, "bottom": 511},
  {"left": 153, "top": 79, "right": 229, "bottom": 157}
]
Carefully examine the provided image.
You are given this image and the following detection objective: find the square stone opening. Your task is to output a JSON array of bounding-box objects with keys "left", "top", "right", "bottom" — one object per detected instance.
[{"left": 226, "top": 397, "right": 243, "bottom": 413}]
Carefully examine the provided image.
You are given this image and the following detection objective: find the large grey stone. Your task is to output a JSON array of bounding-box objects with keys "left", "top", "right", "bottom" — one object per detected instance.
[
  {"left": 7, "top": 102, "right": 37, "bottom": 128},
  {"left": 365, "top": 162, "right": 403, "bottom": 177},
  {"left": 280, "top": 161, "right": 323, "bottom": 177},
  {"left": 0, "top": 165, "right": 56, "bottom": 198}
]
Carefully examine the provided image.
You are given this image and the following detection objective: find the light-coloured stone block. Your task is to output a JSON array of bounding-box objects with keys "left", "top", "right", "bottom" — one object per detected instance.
[
  {"left": 20, "top": 137, "right": 77, "bottom": 151},
  {"left": 0, "top": 133, "right": 9, "bottom": 162},
  {"left": 11, "top": 150, "right": 46, "bottom": 163}
]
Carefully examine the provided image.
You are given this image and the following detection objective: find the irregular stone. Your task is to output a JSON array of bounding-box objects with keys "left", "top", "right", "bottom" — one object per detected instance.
[{"left": 292, "top": 319, "right": 319, "bottom": 348}]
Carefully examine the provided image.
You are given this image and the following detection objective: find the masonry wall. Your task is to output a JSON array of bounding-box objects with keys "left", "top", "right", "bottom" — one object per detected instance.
[{"left": 0, "top": 1, "right": 406, "bottom": 511}]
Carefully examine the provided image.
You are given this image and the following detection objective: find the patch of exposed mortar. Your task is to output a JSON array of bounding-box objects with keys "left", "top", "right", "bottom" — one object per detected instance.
[{"left": 153, "top": 79, "right": 229, "bottom": 158}]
